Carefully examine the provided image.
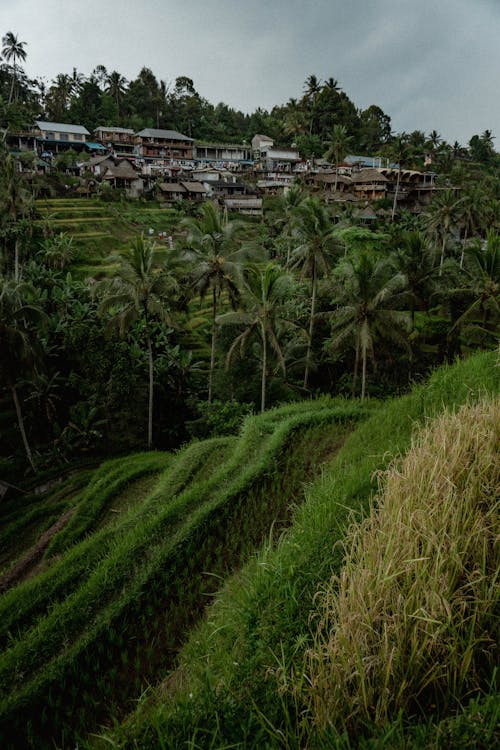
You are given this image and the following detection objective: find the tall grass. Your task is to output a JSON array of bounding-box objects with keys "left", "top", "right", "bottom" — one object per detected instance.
[
  {"left": 305, "top": 398, "right": 499, "bottom": 738},
  {"left": 107, "top": 351, "right": 499, "bottom": 750}
]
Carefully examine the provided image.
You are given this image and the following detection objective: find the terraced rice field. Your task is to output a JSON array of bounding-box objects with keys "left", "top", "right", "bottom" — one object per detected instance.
[
  {"left": 0, "top": 399, "right": 361, "bottom": 749},
  {"left": 34, "top": 198, "right": 180, "bottom": 276}
]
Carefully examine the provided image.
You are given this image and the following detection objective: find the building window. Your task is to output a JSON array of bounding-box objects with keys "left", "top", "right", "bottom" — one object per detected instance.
[
  {"left": 73, "top": 134, "right": 83, "bottom": 141},
  {"left": 60, "top": 133, "right": 69, "bottom": 141}
]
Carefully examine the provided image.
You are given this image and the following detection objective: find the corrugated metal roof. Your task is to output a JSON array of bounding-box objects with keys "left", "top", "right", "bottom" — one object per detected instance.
[
  {"left": 95, "top": 126, "right": 135, "bottom": 134},
  {"left": 35, "top": 120, "right": 90, "bottom": 135},
  {"left": 136, "top": 128, "right": 194, "bottom": 141},
  {"left": 86, "top": 142, "right": 107, "bottom": 150}
]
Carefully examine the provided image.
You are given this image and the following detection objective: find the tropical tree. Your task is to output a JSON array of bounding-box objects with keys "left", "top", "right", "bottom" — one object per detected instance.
[
  {"left": 0, "top": 153, "right": 32, "bottom": 279},
  {"left": 217, "top": 263, "right": 292, "bottom": 412},
  {"left": 386, "top": 133, "right": 410, "bottom": 221},
  {"left": 457, "top": 186, "right": 487, "bottom": 268},
  {"left": 1, "top": 32, "right": 27, "bottom": 104},
  {"left": 449, "top": 231, "right": 500, "bottom": 347},
  {"left": 270, "top": 184, "right": 304, "bottom": 265},
  {"left": 96, "top": 236, "right": 178, "bottom": 449},
  {"left": 423, "top": 188, "right": 463, "bottom": 274},
  {"left": 106, "top": 70, "right": 128, "bottom": 117},
  {"left": 392, "top": 230, "right": 437, "bottom": 328},
  {"left": 289, "top": 197, "right": 340, "bottom": 388},
  {"left": 323, "top": 124, "right": 353, "bottom": 190},
  {"left": 326, "top": 252, "right": 410, "bottom": 399},
  {"left": 181, "top": 202, "right": 247, "bottom": 403},
  {"left": 303, "top": 74, "right": 322, "bottom": 136},
  {"left": 0, "top": 277, "right": 46, "bottom": 472}
]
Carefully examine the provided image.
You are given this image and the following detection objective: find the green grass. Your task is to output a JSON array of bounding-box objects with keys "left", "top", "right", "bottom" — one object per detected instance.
[
  {"left": 100, "top": 350, "right": 499, "bottom": 750},
  {"left": 0, "top": 399, "right": 360, "bottom": 749}
]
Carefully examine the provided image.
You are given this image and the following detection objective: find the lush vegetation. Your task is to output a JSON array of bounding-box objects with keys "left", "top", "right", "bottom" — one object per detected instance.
[
  {"left": 0, "top": 29, "right": 499, "bottom": 750},
  {"left": 100, "top": 350, "right": 498, "bottom": 750},
  {"left": 0, "top": 399, "right": 360, "bottom": 748}
]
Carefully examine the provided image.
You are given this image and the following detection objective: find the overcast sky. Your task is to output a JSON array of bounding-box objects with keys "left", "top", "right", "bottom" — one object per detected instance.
[{"left": 2, "top": 0, "right": 498, "bottom": 145}]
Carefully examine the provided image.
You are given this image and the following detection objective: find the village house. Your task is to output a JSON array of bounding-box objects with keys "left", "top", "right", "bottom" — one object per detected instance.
[
  {"left": 252, "top": 134, "right": 301, "bottom": 173},
  {"left": 223, "top": 196, "right": 263, "bottom": 216},
  {"left": 157, "top": 181, "right": 208, "bottom": 204},
  {"left": 34, "top": 121, "right": 91, "bottom": 157},
  {"left": 135, "top": 128, "right": 195, "bottom": 167},
  {"left": 93, "top": 126, "right": 136, "bottom": 157},
  {"left": 193, "top": 141, "right": 253, "bottom": 169},
  {"left": 351, "top": 168, "right": 389, "bottom": 201},
  {"left": 101, "top": 159, "right": 144, "bottom": 197}
]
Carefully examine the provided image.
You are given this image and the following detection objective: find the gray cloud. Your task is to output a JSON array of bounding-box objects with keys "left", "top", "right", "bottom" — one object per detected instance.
[{"left": 1, "top": 0, "right": 498, "bottom": 144}]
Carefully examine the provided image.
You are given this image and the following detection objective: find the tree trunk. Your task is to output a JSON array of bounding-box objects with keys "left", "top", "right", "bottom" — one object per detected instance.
[
  {"left": 261, "top": 325, "right": 267, "bottom": 413},
  {"left": 439, "top": 234, "right": 446, "bottom": 276},
  {"left": 209, "top": 288, "right": 217, "bottom": 403},
  {"left": 352, "top": 330, "right": 360, "bottom": 398},
  {"left": 11, "top": 384, "right": 36, "bottom": 473},
  {"left": 361, "top": 344, "right": 367, "bottom": 401},
  {"left": 14, "top": 237, "right": 20, "bottom": 282},
  {"left": 304, "top": 263, "right": 317, "bottom": 389},
  {"left": 146, "top": 331, "right": 154, "bottom": 449},
  {"left": 460, "top": 228, "right": 468, "bottom": 269},
  {"left": 391, "top": 169, "right": 401, "bottom": 222}
]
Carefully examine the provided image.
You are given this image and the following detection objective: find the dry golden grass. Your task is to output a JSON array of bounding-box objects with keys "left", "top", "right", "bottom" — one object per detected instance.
[{"left": 305, "top": 397, "right": 500, "bottom": 734}]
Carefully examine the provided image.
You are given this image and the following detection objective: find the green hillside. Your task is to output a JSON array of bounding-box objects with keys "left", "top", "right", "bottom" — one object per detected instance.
[
  {"left": 0, "top": 398, "right": 363, "bottom": 749},
  {"left": 0, "top": 352, "right": 497, "bottom": 749},
  {"left": 101, "top": 350, "right": 499, "bottom": 750},
  {"left": 34, "top": 198, "right": 180, "bottom": 276}
]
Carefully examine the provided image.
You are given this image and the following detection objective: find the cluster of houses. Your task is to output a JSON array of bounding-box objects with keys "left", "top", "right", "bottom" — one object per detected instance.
[{"left": 8, "top": 121, "right": 437, "bottom": 217}]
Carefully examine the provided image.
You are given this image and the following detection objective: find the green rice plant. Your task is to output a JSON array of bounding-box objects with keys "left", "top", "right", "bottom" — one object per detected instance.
[
  {"left": 107, "top": 351, "right": 498, "bottom": 750},
  {"left": 0, "top": 403, "right": 359, "bottom": 747},
  {"left": 46, "top": 451, "right": 170, "bottom": 556},
  {"left": 305, "top": 398, "right": 500, "bottom": 735}
]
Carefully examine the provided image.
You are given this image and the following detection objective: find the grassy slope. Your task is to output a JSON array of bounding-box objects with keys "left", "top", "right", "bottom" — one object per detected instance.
[
  {"left": 0, "top": 400, "right": 362, "bottom": 749},
  {"left": 104, "top": 350, "right": 499, "bottom": 750}
]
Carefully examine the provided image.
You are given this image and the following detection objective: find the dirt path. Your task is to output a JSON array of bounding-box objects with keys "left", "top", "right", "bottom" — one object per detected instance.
[{"left": 0, "top": 507, "right": 76, "bottom": 593}]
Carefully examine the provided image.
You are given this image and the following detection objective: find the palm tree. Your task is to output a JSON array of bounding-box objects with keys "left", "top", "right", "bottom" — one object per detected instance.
[
  {"left": 96, "top": 236, "right": 178, "bottom": 449},
  {"left": 0, "top": 277, "right": 46, "bottom": 472},
  {"left": 326, "top": 253, "right": 410, "bottom": 400},
  {"left": 423, "top": 189, "right": 463, "bottom": 275},
  {"left": 46, "top": 74, "right": 74, "bottom": 120},
  {"left": 181, "top": 202, "right": 247, "bottom": 403},
  {"left": 217, "top": 263, "right": 291, "bottom": 412},
  {"left": 106, "top": 70, "right": 128, "bottom": 117},
  {"left": 289, "top": 197, "right": 340, "bottom": 389},
  {"left": 303, "top": 74, "right": 322, "bottom": 136},
  {"left": 392, "top": 231, "right": 436, "bottom": 329},
  {"left": 449, "top": 231, "right": 500, "bottom": 346},
  {"left": 270, "top": 184, "right": 304, "bottom": 265},
  {"left": 457, "top": 186, "right": 487, "bottom": 268},
  {"left": 1, "top": 32, "right": 27, "bottom": 104},
  {"left": 323, "top": 124, "right": 352, "bottom": 190},
  {"left": 0, "top": 153, "right": 32, "bottom": 280},
  {"left": 387, "top": 133, "right": 410, "bottom": 221}
]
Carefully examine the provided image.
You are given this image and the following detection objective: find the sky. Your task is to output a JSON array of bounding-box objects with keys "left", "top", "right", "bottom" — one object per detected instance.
[{"left": 1, "top": 0, "right": 498, "bottom": 145}]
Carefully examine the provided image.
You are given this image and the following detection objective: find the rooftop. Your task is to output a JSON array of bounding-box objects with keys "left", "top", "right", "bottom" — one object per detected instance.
[
  {"left": 136, "top": 128, "right": 194, "bottom": 142},
  {"left": 35, "top": 120, "right": 90, "bottom": 135}
]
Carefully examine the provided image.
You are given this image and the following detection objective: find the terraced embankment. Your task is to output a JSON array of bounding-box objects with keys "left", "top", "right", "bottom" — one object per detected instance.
[
  {"left": 101, "top": 350, "right": 499, "bottom": 750},
  {"left": 34, "top": 198, "right": 180, "bottom": 276},
  {"left": 0, "top": 399, "right": 362, "bottom": 749}
]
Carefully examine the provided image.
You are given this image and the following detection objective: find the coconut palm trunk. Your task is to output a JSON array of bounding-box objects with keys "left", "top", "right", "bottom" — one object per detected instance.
[
  {"left": 361, "top": 341, "right": 368, "bottom": 401},
  {"left": 352, "top": 330, "right": 360, "bottom": 398},
  {"left": 11, "top": 384, "right": 36, "bottom": 473},
  {"left": 146, "top": 327, "right": 154, "bottom": 449},
  {"left": 260, "top": 322, "right": 267, "bottom": 413},
  {"left": 304, "top": 262, "right": 317, "bottom": 389},
  {"left": 209, "top": 288, "right": 217, "bottom": 404}
]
